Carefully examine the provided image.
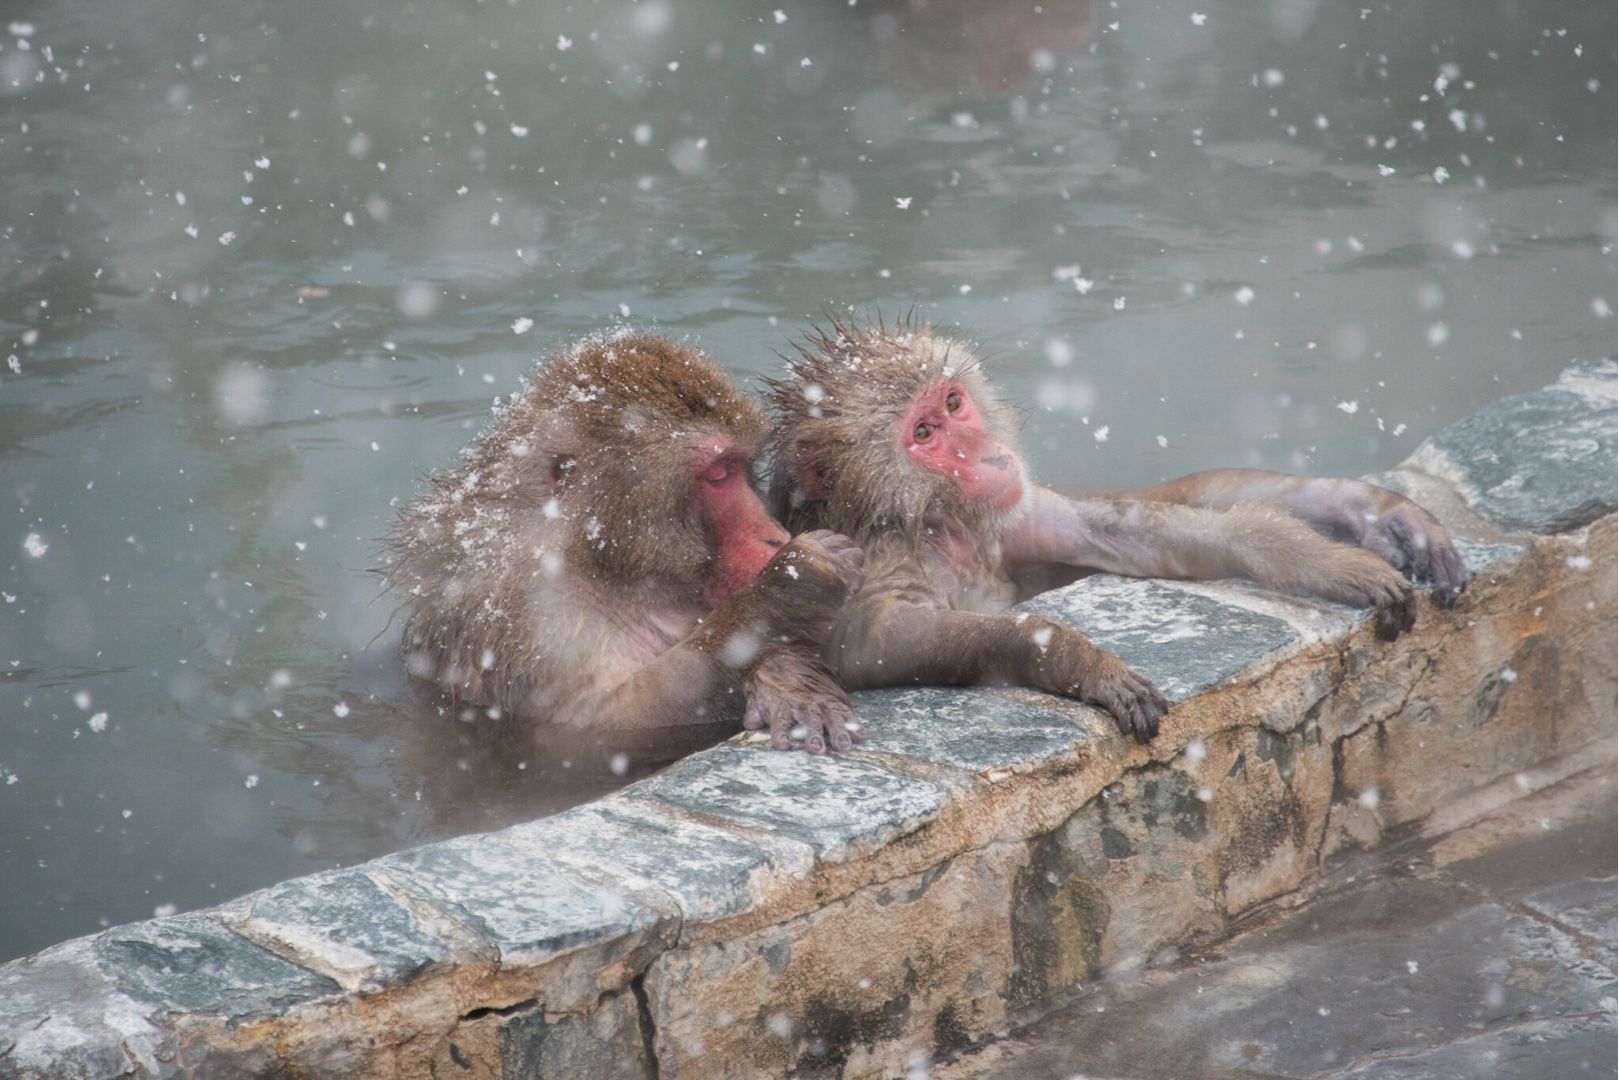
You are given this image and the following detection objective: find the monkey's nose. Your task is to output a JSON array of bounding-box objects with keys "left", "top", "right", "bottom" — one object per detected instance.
[{"left": 982, "top": 454, "right": 1012, "bottom": 470}]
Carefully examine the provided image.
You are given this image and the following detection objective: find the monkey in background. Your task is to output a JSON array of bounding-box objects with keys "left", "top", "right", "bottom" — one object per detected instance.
[
  {"left": 384, "top": 331, "right": 866, "bottom": 759},
  {"left": 768, "top": 317, "right": 1468, "bottom": 744}
]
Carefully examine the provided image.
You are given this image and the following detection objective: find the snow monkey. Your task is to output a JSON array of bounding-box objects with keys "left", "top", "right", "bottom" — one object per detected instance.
[
  {"left": 767, "top": 317, "right": 1468, "bottom": 744},
  {"left": 385, "top": 331, "right": 866, "bottom": 757}
]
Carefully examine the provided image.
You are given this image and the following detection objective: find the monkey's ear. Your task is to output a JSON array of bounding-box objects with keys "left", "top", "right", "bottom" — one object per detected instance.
[
  {"left": 549, "top": 454, "right": 579, "bottom": 490},
  {"left": 764, "top": 452, "right": 828, "bottom": 517},
  {"left": 799, "top": 461, "right": 830, "bottom": 500}
]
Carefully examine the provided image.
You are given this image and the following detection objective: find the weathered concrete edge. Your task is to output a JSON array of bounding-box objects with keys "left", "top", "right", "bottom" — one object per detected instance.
[{"left": 0, "top": 361, "right": 1613, "bottom": 1079}]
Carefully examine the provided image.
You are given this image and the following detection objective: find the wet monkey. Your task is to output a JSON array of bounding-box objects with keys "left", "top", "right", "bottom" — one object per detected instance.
[
  {"left": 767, "top": 318, "right": 1468, "bottom": 744},
  {"left": 384, "top": 331, "right": 865, "bottom": 758}
]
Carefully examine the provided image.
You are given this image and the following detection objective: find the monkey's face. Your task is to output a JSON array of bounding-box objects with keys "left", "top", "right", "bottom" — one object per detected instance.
[
  {"left": 691, "top": 442, "right": 789, "bottom": 607},
  {"left": 899, "top": 378, "right": 1024, "bottom": 511}
]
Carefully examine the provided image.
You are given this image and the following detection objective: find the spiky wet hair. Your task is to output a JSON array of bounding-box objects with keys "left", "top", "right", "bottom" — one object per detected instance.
[{"left": 767, "top": 315, "right": 1020, "bottom": 544}]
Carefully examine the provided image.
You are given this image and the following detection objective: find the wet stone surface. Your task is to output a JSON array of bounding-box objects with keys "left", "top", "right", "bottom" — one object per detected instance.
[
  {"left": 232, "top": 867, "right": 453, "bottom": 989},
  {"left": 1453, "top": 538, "right": 1526, "bottom": 575},
  {"left": 852, "top": 686, "right": 1090, "bottom": 773},
  {"left": 0, "top": 939, "right": 175, "bottom": 1079},
  {"left": 1020, "top": 576, "right": 1299, "bottom": 701},
  {"left": 375, "top": 834, "right": 668, "bottom": 965},
  {"left": 503, "top": 798, "right": 810, "bottom": 921},
  {"left": 1559, "top": 354, "right": 1619, "bottom": 384},
  {"left": 1416, "top": 371, "right": 1617, "bottom": 534},
  {"left": 92, "top": 914, "right": 339, "bottom": 1017},
  {"left": 494, "top": 992, "right": 649, "bottom": 1079},
  {"left": 935, "top": 773, "right": 1619, "bottom": 1080},
  {"left": 1332, "top": 1014, "right": 1615, "bottom": 1079},
  {"left": 631, "top": 744, "right": 945, "bottom": 857}
]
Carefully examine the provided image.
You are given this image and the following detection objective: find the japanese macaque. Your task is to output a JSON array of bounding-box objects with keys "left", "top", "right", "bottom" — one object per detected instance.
[
  {"left": 384, "top": 331, "right": 866, "bottom": 758},
  {"left": 768, "top": 318, "right": 1468, "bottom": 744}
]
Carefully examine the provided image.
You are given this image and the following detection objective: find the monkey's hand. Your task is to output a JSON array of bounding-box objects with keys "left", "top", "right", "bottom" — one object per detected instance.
[
  {"left": 1034, "top": 622, "right": 1167, "bottom": 744},
  {"left": 1308, "top": 545, "right": 1419, "bottom": 641},
  {"left": 743, "top": 649, "right": 866, "bottom": 754},
  {"left": 752, "top": 529, "right": 867, "bottom": 643},
  {"left": 1354, "top": 500, "right": 1469, "bottom": 607}
]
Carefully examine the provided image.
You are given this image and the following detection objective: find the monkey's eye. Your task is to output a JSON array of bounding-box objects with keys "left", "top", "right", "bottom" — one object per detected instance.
[
  {"left": 945, "top": 391, "right": 961, "bottom": 413},
  {"left": 913, "top": 422, "right": 933, "bottom": 442}
]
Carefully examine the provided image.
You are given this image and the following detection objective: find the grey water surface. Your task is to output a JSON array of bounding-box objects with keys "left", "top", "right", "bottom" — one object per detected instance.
[{"left": 1, "top": 0, "right": 1613, "bottom": 962}]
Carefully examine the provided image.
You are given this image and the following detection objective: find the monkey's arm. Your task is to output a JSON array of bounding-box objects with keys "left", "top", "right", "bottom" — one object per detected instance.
[
  {"left": 1116, "top": 469, "right": 1467, "bottom": 604},
  {"left": 827, "top": 587, "right": 1166, "bottom": 743},
  {"left": 1002, "top": 487, "right": 1418, "bottom": 640},
  {"left": 585, "top": 530, "right": 865, "bottom": 743}
]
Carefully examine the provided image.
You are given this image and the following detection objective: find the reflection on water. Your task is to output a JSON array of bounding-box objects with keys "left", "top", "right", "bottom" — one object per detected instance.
[{"left": 0, "top": 0, "right": 1613, "bottom": 961}]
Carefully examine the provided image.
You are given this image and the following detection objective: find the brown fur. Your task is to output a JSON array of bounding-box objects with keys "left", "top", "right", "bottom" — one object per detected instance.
[
  {"left": 768, "top": 317, "right": 1466, "bottom": 743},
  {"left": 769, "top": 314, "right": 1017, "bottom": 550},
  {"left": 768, "top": 317, "right": 1168, "bottom": 742},
  {"left": 383, "top": 330, "right": 862, "bottom": 751}
]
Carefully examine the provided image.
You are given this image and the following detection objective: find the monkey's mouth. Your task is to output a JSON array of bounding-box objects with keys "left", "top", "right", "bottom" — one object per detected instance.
[{"left": 979, "top": 473, "right": 1024, "bottom": 510}]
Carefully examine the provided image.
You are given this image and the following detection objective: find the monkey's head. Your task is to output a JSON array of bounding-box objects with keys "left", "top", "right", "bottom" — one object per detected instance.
[
  {"left": 770, "top": 318, "right": 1024, "bottom": 544},
  {"left": 535, "top": 332, "right": 788, "bottom": 605}
]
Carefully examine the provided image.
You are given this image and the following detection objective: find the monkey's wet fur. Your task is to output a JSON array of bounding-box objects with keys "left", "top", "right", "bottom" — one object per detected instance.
[
  {"left": 767, "top": 315, "right": 1466, "bottom": 743},
  {"left": 384, "top": 330, "right": 865, "bottom": 758}
]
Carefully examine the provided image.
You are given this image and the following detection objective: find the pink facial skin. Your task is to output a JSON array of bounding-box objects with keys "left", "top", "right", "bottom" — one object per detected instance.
[
  {"left": 899, "top": 381, "right": 1024, "bottom": 509},
  {"left": 697, "top": 449, "right": 790, "bottom": 606}
]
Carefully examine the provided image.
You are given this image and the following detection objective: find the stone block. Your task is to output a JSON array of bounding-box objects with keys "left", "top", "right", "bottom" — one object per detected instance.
[
  {"left": 226, "top": 866, "right": 455, "bottom": 992},
  {"left": 644, "top": 847, "right": 1023, "bottom": 1079},
  {"left": 1330, "top": 517, "right": 1615, "bottom": 848},
  {"left": 1020, "top": 576, "right": 1300, "bottom": 701},
  {"left": 374, "top": 833, "right": 670, "bottom": 969},
  {"left": 502, "top": 797, "right": 813, "bottom": 922},
  {"left": 0, "top": 939, "right": 176, "bottom": 1080},
  {"left": 631, "top": 745, "right": 945, "bottom": 860},
  {"left": 1409, "top": 374, "right": 1617, "bottom": 534},
  {"left": 91, "top": 914, "right": 338, "bottom": 1018},
  {"left": 852, "top": 687, "right": 1090, "bottom": 774},
  {"left": 1017, "top": 718, "right": 1338, "bottom": 990},
  {"left": 426, "top": 991, "right": 651, "bottom": 1080}
]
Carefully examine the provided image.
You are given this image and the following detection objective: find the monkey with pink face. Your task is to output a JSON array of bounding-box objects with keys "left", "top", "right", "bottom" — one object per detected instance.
[
  {"left": 385, "top": 331, "right": 867, "bottom": 758},
  {"left": 768, "top": 318, "right": 1468, "bottom": 744}
]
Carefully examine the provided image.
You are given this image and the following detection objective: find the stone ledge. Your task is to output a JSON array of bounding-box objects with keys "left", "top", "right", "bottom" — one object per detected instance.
[{"left": 1, "top": 360, "right": 1614, "bottom": 1080}]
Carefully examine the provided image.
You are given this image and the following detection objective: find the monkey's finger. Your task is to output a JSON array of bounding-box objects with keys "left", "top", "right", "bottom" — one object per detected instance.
[
  {"left": 1365, "top": 525, "right": 1409, "bottom": 574},
  {"left": 742, "top": 701, "right": 766, "bottom": 731},
  {"left": 1373, "top": 594, "right": 1407, "bottom": 641},
  {"left": 1127, "top": 700, "right": 1152, "bottom": 743},
  {"left": 1103, "top": 697, "right": 1136, "bottom": 740},
  {"left": 1137, "top": 686, "right": 1164, "bottom": 741},
  {"left": 1385, "top": 514, "right": 1423, "bottom": 578},
  {"left": 821, "top": 704, "right": 856, "bottom": 753},
  {"left": 1132, "top": 672, "right": 1168, "bottom": 716},
  {"left": 1432, "top": 542, "right": 1468, "bottom": 607},
  {"left": 1408, "top": 528, "right": 1438, "bottom": 587},
  {"left": 1135, "top": 702, "right": 1159, "bottom": 743},
  {"left": 766, "top": 703, "right": 796, "bottom": 751},
  {"left": 795, "top": 704, "right": 828, "bottom": 755}
]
